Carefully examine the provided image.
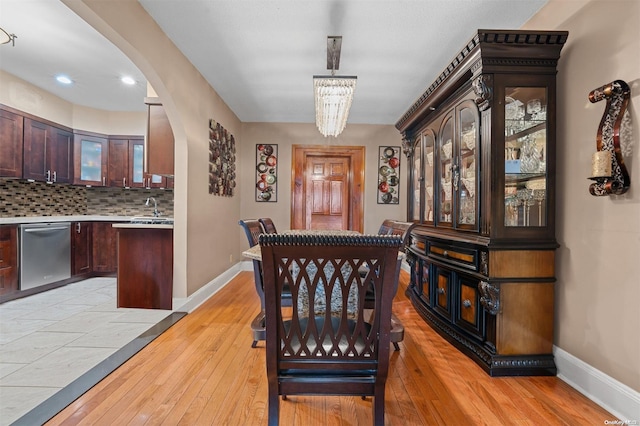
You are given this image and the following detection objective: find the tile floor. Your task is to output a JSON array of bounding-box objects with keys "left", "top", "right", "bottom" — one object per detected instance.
[{"left": 0, "top": 277, "right": 183, "bottom": 425}]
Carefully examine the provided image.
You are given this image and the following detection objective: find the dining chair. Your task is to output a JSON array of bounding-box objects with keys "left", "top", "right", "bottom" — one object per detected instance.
[
  {"left": 259, "top": 233, "right": 403, "bottom": 425},
  {"left": 377, "top": 218, "right": 395, "bottom": 235},
  {"left": 238, "top": 219, "right": 268, "bottom": 347},
  {"left": 259, "top": 217, "right": 278, "bottom": 234},
  {"left": 365, "top": 219, "right": 416, "bottom": 351},
  {"left": 238, "top": 219, "right": 292, "bottom": 348}
]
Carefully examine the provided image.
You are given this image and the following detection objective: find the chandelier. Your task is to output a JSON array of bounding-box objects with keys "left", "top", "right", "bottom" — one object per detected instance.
[{"left": 313, "top": 36, "right": 357, "bottom": 137}]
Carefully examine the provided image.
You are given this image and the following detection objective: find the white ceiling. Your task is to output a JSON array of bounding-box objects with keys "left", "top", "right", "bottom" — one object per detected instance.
[{"left": 0, "top": 0, "right": 547, "bottom": 125}]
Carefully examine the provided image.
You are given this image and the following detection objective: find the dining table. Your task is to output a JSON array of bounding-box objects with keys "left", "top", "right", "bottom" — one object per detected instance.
[{"left": 241, "top": 229, "right": 361, "bottom": 261}]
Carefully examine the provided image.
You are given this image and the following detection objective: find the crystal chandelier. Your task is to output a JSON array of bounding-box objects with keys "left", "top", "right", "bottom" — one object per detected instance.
[{"left": 313, "top": 36, "right": 357, "bottom": 137}]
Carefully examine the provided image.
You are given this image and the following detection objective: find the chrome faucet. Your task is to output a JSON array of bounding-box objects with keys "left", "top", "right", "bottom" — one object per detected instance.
[{"left": 145, "top": 197, "right": 160, "bottom": 217}]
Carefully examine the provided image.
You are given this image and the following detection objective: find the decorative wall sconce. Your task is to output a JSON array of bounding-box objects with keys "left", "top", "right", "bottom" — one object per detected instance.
[{"left": 587, "top": 80, "right": 631, "bottom": 196}]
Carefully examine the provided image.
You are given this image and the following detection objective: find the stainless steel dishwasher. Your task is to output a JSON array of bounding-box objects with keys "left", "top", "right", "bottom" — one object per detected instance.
[{"left": 19, "top": 222, "right": 71, "bottom": 290}]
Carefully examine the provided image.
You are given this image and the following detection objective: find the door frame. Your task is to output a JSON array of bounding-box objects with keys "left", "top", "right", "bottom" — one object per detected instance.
[{"left": 291, "top": 145, "right": 365, "bottom": 232}]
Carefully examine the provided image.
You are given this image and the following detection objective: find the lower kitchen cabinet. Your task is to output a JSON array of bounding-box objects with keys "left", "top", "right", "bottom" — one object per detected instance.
[
  {"left": 71, "top": 222, "right": 92, "bottom": 276},
  {"left": 92, "top": 222, "right": 118, "bottom": 274},
  {"left": 0, "top": 225, "right": 18, "bottom": 296},
  {"left": 115, "top": 226, "right": 173, "bottom": 309}
]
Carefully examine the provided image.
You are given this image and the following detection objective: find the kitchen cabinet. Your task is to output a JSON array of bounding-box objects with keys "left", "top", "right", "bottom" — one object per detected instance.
[
  {"left": 71, "top": 222, "right": 92, "bottom": 276},
  {"left": 144, "top": 172, "right": 168, "bottom": 189},
  {"left": 23, "top": 117, "right": 73, "bottom": 183},
  {"left": 145, "top": 98, "right": 174, "bottom": 176},
  {"left": 0, "top": 106, "right": 24, "bottom": 178},
  {"left": 92, "top": 222, "right": 118, "bottom": 274},
  {"left": 0, "top": 225, "right": 18, "bottom": 296},
  {"left": 398, "top": 30, "right": 567, "bottom": 376},
  {"left": 73, "top": 132, "right": 109, "bottom": 186},
  {"left": 107, "top": 137, "right": 145, "bottom": 188},
  {"left": 115, "top": 225, "right": 173, "bottom": 309}
]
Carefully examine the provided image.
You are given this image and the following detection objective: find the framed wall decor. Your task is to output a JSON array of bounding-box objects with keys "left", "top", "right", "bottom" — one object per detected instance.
[
  {"left": 208, "top": 119, "right": 236, "bottom": 197},
  {"left": 377, "top": 146, "right": 400, "bottom": 204},
  {"left": 255, "top": 144, "right": 278, "bottom": 202}
]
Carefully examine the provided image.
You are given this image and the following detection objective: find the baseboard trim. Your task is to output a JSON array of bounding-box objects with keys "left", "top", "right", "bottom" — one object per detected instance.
[
  {"left": 174, "top": 263, "right": 245, "bottom": 313},
  {"left": 554, "top": 346, "right": 640, "bottom": 421}
]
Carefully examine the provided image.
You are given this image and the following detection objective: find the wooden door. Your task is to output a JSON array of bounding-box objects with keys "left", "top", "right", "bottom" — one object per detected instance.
[
  {"left": 292, "top": 145, "right": 365, "bottom": 232},
  {"left": 305, "top": 156, "right": 349, "bottom": 230}
]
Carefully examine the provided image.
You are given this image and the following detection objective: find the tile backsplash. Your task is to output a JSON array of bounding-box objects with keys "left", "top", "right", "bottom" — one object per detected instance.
[{"left": 0, "top": 180, "right": 174, "bottom": 218}]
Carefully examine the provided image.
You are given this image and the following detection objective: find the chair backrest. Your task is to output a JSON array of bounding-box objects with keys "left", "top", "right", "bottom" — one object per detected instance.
[
  {"left": 238, "top": 219, "right": 263, "bottom": 247},
  {"left": 377, "top": 219, "right": 395, "bottom": 235},
  {"left": 239, "top": 219, "right": 267, "bottom": 308},
  {"left": 259, "top": 218, "right": 278, "bottom": 234},
  {"left": 388, "top": 220, "right": 416, "bottom": 253},
  {"left": 259, "top": 233, "right": 402, "bottom": 420}
]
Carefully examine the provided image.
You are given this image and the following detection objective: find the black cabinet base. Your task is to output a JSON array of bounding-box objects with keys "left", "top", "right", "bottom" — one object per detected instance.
[{"left": 409, "top": 289, "right": 557, "bottom": 377}]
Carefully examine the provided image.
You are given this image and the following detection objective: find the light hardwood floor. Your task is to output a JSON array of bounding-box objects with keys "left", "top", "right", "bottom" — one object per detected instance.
[{"left": 47, "top": 270, "right": 615, "bottom": 425}]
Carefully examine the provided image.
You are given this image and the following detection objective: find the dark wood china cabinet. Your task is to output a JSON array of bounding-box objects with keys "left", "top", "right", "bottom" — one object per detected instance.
[{"left": 398, "top": 30, "right": 568, "bottom": 376}]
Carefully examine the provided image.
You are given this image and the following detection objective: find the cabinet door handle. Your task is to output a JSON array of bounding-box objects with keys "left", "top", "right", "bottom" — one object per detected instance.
[
  {"left": 46, "top": 170, "right": 51, "bottom": 182},
  {"left": 462, "top": 299, "right": 472, "bottom": 308},
  {"left": 123, "top": 177, "right": 126, "bottom": 187},
  {"left": 53, "top": 171, "right": 57, "bottom": 182},
  {"left": 76, "top": 223, "right": 81, "bottom": 233},
  {"left": 452, "top": 163, "right": 459, "bottom": 191},
  {"left": 438, "top": 288, "right": 446, "bottom": 295},
  {"left": 443, "top": 250, "right": 449, "bottom": 257},
  {"left": 102, "top": 176, "right": 106, "bottom": 186}
]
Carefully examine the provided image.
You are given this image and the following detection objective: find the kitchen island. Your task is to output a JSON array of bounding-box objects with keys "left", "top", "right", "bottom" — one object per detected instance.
[{"left": 113, "top": 222, "right": 173, "bottom": 309}]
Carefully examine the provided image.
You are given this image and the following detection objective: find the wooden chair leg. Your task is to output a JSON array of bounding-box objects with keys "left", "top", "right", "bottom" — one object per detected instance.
[
  {"left": 393, "top": 342, "right": 400, "bottom": 351},
  {"left": 268, "top": 387, "right": 280, "bottom": 426},
  {"left": 373, "top": 388, "right": 385, "bottom": 426}
]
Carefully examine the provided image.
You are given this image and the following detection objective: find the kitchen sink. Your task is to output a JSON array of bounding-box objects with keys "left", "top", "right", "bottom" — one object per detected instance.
[{"left": 130, "top": 217, "right": 174, "bottom": 225}]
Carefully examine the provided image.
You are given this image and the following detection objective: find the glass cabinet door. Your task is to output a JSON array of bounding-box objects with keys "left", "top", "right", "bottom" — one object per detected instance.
[
  {"left": 504, "top": 87, "right": 547, "bottom": 227},
  {"left": 80, "top": 140, "right": 103, "bottom": 183},
  {"left": 423, "top": 130, "right": 436, "bottom": 223},
  {"left": 456, "top": 102, "right": 479, "bottom": 228},
  {"left": 130, "top": 141, "right": 145, "bottom": 187},
  {"left": 75, "top": 135, "right": 108, "bottom": 186},
  {"left": 410, "top": 138, "right": 422, "bottom": 222},
  {"left": 438, "top": 116, "right": 454, "bottom": 226}
]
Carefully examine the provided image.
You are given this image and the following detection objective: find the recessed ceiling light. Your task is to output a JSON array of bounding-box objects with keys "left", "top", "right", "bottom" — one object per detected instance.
[
  {"left": 55, "top": 75, "right": 73, "bottom": 85},
  {"left": 121, "top": 76, "right": 136, "bottom": 85}
]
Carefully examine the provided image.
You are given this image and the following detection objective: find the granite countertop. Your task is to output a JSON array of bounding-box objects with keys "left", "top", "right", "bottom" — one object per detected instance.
[
  {"left": 0, "top": 216, "right": 173, "bottom": 227},
  {"left": 112, "top": 223, "right": 174, "bottom": 230}
]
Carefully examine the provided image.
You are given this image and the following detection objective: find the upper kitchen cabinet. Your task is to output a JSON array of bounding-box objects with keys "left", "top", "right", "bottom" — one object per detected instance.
[
  {"left": 107, "top": 137, "right": 145, "bottom": 188},
  {"left": 0, "top": 106, "right": 24, "bottom": 178},
  {"left": 23, "top": 117, "right": 73, "bottom": 183},
  {"left": 397, "top": 30, "right": 568, "bottom": 376},
  {"left": 145, "top": 97, "right": 174, "bottom": 176},
  {"left": 73, "top": 131, "right": 109, "bottom": 186}
]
